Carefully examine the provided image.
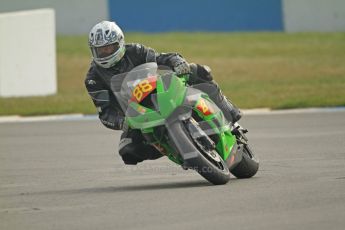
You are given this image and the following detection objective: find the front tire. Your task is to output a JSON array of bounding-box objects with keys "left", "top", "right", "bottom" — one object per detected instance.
[
  {"left": 170, "top": 121, "right": 230, "bottom": 185},
  {"left": 188, "top": 148, "right": 230, "bottom": 185}
]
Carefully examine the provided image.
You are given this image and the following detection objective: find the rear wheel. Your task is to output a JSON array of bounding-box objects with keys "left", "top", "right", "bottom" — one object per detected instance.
[{"left": 231, "top": 144, "right": 259, "bottom": 178}]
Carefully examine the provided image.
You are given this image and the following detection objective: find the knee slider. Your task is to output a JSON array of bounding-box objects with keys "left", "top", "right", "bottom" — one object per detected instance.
[
  {"left": 189, "top": 63, "right": 213, "bottom": 84},
  {"left": 198, "top": 64, "right": 213, "bottom": 82},
  {"left": 119, "top": 144, "right": 143, "bottom": 165}
]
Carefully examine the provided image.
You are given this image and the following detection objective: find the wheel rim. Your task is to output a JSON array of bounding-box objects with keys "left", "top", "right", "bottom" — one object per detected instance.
[{"left": 194, "top": 139, "right": 226, "bottom": 171}]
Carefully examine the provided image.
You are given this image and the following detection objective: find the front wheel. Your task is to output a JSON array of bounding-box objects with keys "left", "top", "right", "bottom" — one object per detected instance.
[
  {"left": 188, "top": 147, "right": 230, "bottom": 185},
  {"left": 168, "top": 120, "right": 230, "bottom": 185},
  {"left": 231, "top": 144, "right": 259, "bottom": 178}
]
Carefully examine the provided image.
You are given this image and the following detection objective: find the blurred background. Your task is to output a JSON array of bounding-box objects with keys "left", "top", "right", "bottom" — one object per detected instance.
[{"left": 0, "top": 0, "right": 344, "bottom": 115}]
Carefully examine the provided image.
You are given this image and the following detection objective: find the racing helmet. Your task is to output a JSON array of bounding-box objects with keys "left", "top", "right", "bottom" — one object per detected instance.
[{"left": 88, "top": 21, "right": 125, "bottom": 68}]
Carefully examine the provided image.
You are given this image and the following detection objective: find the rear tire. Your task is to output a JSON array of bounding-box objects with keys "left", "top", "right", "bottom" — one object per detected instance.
[{"left": 231, "top": 145, "right": 259, "bottom": 179}]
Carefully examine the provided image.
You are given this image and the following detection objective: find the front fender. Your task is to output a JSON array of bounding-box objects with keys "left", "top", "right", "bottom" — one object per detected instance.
[{"left": 164, "top": 106, "right": 200, "bottom": 162}]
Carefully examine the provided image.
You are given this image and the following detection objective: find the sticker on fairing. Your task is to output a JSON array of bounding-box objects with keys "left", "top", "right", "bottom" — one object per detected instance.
[
  {"left": 130, "top": 76, "right": 157, "bottom": 102},
  {"left": 196, "top": 98, "right": 214, "bottom": 116}
]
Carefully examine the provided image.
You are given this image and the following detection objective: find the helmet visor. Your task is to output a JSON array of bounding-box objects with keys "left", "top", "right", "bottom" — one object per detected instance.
[{"left": 92, "top": 43, "right": 120, "bottom": 58}]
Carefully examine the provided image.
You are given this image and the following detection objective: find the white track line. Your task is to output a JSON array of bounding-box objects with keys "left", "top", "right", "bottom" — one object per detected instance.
[
  {"left": 0, "top": 107, "right": 344, "bottom": 123},
  {"left": 243, "top": 107, "right": 345, "bottom": 115},
  {"left": 0, "top": 114, "right": 89, "bottom": 123}
]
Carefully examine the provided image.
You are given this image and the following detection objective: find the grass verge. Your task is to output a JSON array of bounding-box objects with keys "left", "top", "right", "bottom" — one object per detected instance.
[{"left": 1, "top": 32, "right": 344, "bottom": 116}]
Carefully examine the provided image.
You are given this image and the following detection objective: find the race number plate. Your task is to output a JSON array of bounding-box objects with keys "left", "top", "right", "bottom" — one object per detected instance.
[{"left": 130, "top": 76, "right": 157, "bottom": 103}]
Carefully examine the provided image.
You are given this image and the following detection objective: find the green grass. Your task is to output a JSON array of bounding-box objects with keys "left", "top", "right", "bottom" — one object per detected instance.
[{"left": 1, "top": 32, "right": 345, "bottom": 116}]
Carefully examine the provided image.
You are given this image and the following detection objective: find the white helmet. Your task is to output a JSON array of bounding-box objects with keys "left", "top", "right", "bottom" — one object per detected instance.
[{"left": 88, "top": 21, "right": 125, "bottom": 68}]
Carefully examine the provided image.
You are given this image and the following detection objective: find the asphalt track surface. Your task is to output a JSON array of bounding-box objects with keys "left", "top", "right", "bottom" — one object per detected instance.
[{"left": 1, "top": 110, "right": 345, "bottom": 230}]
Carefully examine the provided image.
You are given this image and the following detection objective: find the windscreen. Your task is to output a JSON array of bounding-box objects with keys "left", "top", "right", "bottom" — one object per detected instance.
[{"left": 110, "top": 62, "right": 173, "bottom": 114}]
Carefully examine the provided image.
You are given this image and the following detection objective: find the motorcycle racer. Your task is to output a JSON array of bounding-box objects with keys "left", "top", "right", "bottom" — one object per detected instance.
[{"left": 85, "top": 21, "right": 242, "bottom": 165}]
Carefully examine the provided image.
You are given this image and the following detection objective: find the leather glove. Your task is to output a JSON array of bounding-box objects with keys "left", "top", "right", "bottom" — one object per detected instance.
[{"left": 173, "top": 60, "right": 191, "bottom": 76}]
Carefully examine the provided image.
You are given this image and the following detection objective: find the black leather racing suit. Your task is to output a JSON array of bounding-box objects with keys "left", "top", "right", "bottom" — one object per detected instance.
[
  {"left": 85, "top": 43, "right": 191, "bottom": 164},
  {"left": 85, "top": 43, "right": 241, "bottom": 165}
]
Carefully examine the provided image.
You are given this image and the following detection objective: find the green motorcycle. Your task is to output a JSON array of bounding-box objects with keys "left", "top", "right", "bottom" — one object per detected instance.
[{"left": 111, "top": 63, "right": 259, "bottom": 185}]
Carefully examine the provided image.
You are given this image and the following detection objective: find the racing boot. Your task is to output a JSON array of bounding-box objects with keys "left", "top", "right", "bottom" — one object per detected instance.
[
  {"left": 219, "top": 95, "right": 242, "bottom": 123},
  {"left": 208, "top": 81, "right": 242, "bottom": 124},
  {"left": 189, "top": 63, "right": 242, "bottom": 124}
]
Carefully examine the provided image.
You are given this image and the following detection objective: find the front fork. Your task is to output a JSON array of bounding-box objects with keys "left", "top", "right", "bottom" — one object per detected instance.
[
  {"left": 186, "top": 117, "right": 245, "bottom": 170},
  {"left": 227, "top": 123, "right": 252, "bottom": 171}
]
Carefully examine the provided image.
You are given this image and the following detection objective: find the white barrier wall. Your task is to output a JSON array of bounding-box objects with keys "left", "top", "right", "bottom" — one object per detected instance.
[
  {"left": 0, "top": 9, "right": 57, "bottom": 97},
  {"left": 283, "top": 0, "right": 345, "bottom": 32},
  {"left": 0, "top": 0, "right": 109, "bottom": 34}
]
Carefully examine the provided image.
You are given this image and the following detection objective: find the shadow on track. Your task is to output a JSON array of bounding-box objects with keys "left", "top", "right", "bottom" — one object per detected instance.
[{"left": 12, "top": 180, "right": 216, "bottom": 197}]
